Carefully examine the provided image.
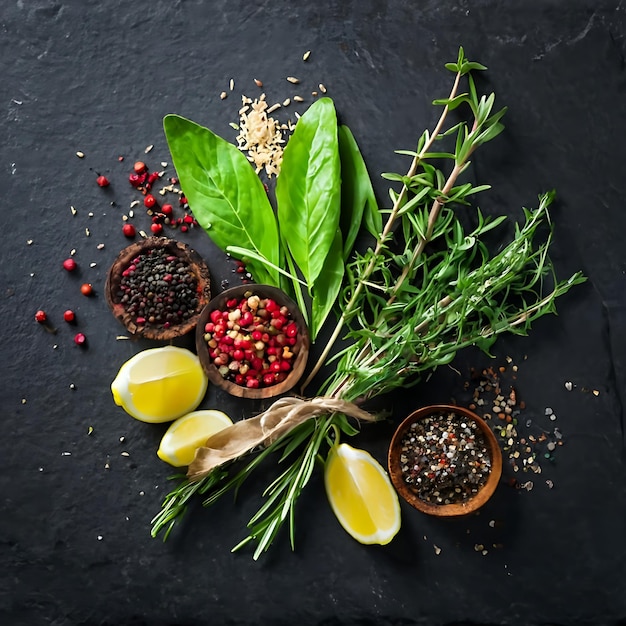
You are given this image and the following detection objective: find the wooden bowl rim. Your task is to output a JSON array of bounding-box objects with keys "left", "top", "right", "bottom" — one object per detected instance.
[
  {"left": 104, "top": 237, "right": 211, "bottom": 341},
  {"left": 387, "top": 404, "right": 502, "bottom": 517},
  {"left": 195, "top": 284, "right": 310, "bottom": 400}
]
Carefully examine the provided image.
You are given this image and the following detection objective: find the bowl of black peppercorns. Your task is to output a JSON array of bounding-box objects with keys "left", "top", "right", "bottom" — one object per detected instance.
[
  {"left": 105, "top": 237, "right": 211, "bottom": 341},
  {"left": 388, "top": 405, "right": 502, "bottom": 517}
]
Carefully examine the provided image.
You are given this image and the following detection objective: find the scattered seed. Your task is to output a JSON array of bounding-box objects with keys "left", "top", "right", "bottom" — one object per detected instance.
[
  {"left": 145, "top": 145, "right": 154, "bottom": 154},
  {"left": 121, "top": 451, "right": 130, "bottom": 457},
  {"left": 76, "top": 151, "right": 85, "bottom": 158},
  {"left": 565, "top": 381, "right": 573, "bottom": 391},
  {"left": 311, "top": 90, "right": 318, "bottom": 97},
  {"left": 546, "top": 479, "right": 554, "bottom": 489},
  {"left": 489, "top": 520, "right": 496, "bottom": 528},
  {"left": 85, "top": 228, "right": 90, "bottom": 237},
  {"left": 61, "top": 452, "right": 72, "bottom": 456},
  {"left": 116, "top": 335, "right": 129, "bottom": 340},
  {"left": 294, "top": 95, "right": 304, "bottom": 102},
  {"left": 220, "top": 91, "right": 228, "bottom": 100},
  {"left": 229, "top": 78, "right": 235, "bottom": 91},
  {"left": 592, "top": 389, "right": 600, "bottom": 396},
  {"left": 266, "top": 103, "right": 281, "bottom": 114},
  {"left": 69, "top": 383, "right": 76, "bottom": 390},
  {"left": 229, "top": 122, "right": 240, "bottom": 130},
  {"left": 319, "top": 83, "right": 327, "bottom": 93},
  {"left": 27, "top": 239, "right": 33, "bottom": 245},
  {"left": 282, "top": 98, "right": 291, "bottom": 106},
  {"left": 433, "top": 545, "right": 442, "bottom": 555},
  {"left": 286, "top": 76, "right": 300, "bottom": 84},
  {"left": 303, "top": 50, "right": 311, "bottom": 61},
  {"left": 70, "top": 205, "right": 77, "bottom": 216},
  {"left": 254, "top": 78, "right": 263, "bottom": 87}
]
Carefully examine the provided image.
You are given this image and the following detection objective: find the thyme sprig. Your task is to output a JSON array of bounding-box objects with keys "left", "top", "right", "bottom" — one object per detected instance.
[{"left": 151, "top": 48, "right": 584, "bottom": 556}]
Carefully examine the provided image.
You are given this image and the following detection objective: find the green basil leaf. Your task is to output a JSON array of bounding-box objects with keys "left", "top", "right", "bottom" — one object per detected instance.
[
  {"left": 310, "top": 229, "right": 344, "bottom": 339},
  {"left": 275, "top": 98, "right": 341, "bottom": 286},
  {"left": 163, "top": 114, "right": 280, "bottom": 286},
  {"left": 338, "top": 125, "right": 381, "bottom": 257}
]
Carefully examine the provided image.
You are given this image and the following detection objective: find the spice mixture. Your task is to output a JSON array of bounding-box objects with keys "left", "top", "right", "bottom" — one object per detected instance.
[
  {"left": 399, "top": 411, "right": 491, "bottom": 505},
  {"left": 116, "top": 248, "right": 199, "bottom": 329}
]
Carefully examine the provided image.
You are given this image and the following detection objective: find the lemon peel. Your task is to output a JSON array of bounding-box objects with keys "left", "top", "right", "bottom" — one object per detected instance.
[
  {"left": 157, "top": 410, "right": 233, "bottom": 467},
  {"left": 111, "top": 346, "right": 208, "bottom": 423},
  {"left": 324, "top": 442, "right": 401, "bottom": 545}
]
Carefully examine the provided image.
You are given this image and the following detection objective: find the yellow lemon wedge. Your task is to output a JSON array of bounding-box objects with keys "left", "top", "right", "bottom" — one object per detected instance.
[
  {"left": 157, "top": 409, "right": 233, "bottom": 467},
  {"left": 111, "top": 346, "right": 208, "bottom": 423},
  {"left": 324, "top": 442, "right": 401, "bottom": 545}
]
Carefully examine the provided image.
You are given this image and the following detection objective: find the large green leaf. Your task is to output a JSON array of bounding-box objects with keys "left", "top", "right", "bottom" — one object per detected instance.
[
  {"left": 275, "top": 98, "right": 341, "bottom": 286},
  {"left": 163, "top": 114, "right": 280, "bottom": 286},
  {"left": 337, "top": 125, "right": 381, "bottom": 260}
]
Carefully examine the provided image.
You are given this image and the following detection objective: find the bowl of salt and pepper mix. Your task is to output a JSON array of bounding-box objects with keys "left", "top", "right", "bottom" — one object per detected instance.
[
  {"left": 106, "top": 238, "right": 500, "bottom": 509},
  {"left": 387, "top": 404, "right": 502, "bottom": 516}
]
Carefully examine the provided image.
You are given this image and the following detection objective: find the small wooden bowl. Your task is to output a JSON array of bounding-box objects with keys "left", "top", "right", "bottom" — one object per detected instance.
[
  {"left": 388, "top": 404, "right": 502, "bottom": 517},
  {"left": 105, "top": 237, "right": 211, "bottom": 341},
  {"left": 195, "top": 285, "right": 310, "bottom": 399}
]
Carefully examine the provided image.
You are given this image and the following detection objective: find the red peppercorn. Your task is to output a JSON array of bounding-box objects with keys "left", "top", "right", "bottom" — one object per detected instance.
[
  {"left": 63, "top": 310, "right": 76, "bottom": 323},
  {"left": 144, "top": 194, "right": 157, "bottom": 209},
  {"left": 161, "top": 204, "right": 173, "bottom": 216},
  {"left": 63, "top": 258, "right": 77, "bottom": 272},
  {"left": 74, "top": 332, "right": 87, "bottom": 346},
  {"left": 80, "top": 283, "right": 93, "bottom": 296},
  {"left": 35, "top": 310, "right": 47, "bottom": 323},
  {"left": 122, "top": 223, "right": 136, "bottom": 238},
  {"left": 96, "top": 175, "right": 110, "bottom": 187},
  {"left": 134, "top": 161, "right": 147, "bottom": 174},
  {"left": 148, "top": 172, "right": 160, "bottom": 184},
  {"left": 129, "top": 173, "right": 142, "bottom": 187},
  {"left": 150, "top": 223, "right": 163, "bottom": 235}
]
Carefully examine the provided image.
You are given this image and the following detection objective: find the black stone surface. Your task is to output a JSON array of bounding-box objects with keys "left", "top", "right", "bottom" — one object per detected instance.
[{"left": 2, "top": 1, "right": 626, "bottom": 625}]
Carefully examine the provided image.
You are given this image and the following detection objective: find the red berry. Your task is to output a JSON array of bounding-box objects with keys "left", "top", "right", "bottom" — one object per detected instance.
[
  {"left": 144, "top": 194, "right": 157, "bottom": 209},
  {"left": 122, "top": 223, "right": 136, "bottom": 238},
  {"left": 35, "top": 310, "right": 47, "bottom": 323},
  {"left": 96, "top": 175, "right": 110, "bottom": 187},
  {"left": 63, "top": 310, "right": 76, "bottom": 323},
  {"left": 63, "top": 258, "right": 77, "bottom": 272},
  {"left": 161, "top": 204, "right": 173, "bottom": 216},
  {"left": 129, "top": 173, "right": 142, "bottom": 187},
  {"left": 148, "top": 172, "right": 160, "bottom": 184},
  {"left": 150, "top": 223, "right": 163, "bottom": 235},
  {"left": 80, "top": 283, "right": 93, "bottom": 296},
  {"left": 134, "top": 161, "right": 147, "bottom": 174},
  {"left": 74, "top": 332, "right": 87, "bottom": 346}
]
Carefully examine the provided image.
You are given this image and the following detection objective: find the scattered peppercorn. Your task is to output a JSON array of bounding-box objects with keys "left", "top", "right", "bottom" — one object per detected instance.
[
  {"left": 150, "top": 223, "right": 163, "bottom": 235},
  {"left": 80, "top": 283, "right": 94, "bottom": 296},
  {"left": 96, "top": 175, "right": 110, "bottom": 187},
  {"left": 122, "top": 223, "right": 136, "bottom": 238},
  {"left": 35, "top": 310, "right": 47, "bottom": 323},
  {"left": 144, "top": 194, "right": 157, "bottom": 209},
  {"left": 74, "top": 332, "right": 87, "bottom": 346},
  {"left": 63, "top": 258, "right": 77, "bottom": 272},
  {"left": 134, "top": 161, "right": 147, "bottom": 174},
  {"left": 63, "top": 310, "right": 76, "bottom": 323}
]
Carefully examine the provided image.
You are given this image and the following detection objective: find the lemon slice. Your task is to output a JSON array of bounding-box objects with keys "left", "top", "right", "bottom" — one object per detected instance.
[
  {"left": 157, "top": 410, "right": 233, "bottom": 467},
  {"left": 111, "top": 346, "right": 208, "bottom": 423},
  {"left": 324, "top": 443, "right": 401, "bottom": 545}
]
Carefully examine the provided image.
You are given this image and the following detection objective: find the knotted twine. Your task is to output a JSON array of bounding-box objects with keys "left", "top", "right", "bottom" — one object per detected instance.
[{"left": 187, "top": 396, "right": 377, "bottom": 482}]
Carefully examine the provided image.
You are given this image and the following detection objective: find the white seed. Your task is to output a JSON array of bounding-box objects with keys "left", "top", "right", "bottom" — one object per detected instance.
[
  {"left": 26, "top": 239, "right": 33, "bottom": 245},
  {"left": 121, "top": 451, "right": 130, "bottom": 457},
  {"left": 76, "top": 151, "right": 85, "bottom": 158},
  {"left": 318, "top": 83, "right": 327, "bottom": 93},
  {"left": 302, "top": 50, "right": 311, "bottom": 61},
  {"left": 145, "top": 144, "right": 154, "bottom": 154},
  {"left": 85, "top": 228, "right": 90, "bottom": 237},
  {"left": 220, "top": 91, "right": 227, "bottom": 100},
  {"left": 97, "top": 243, "right": 105, "bottom": 249},
  {"left": 89, "top": 262, "right": 96, "bottom": 268},
  {"left": 282, "top": 98, "right": 291, "bottom": 106},
  {"left": 161, "top": 161, "right": 168, "bottom": 168},
  {"left": 254, "top": 78, "right": 263, "bottom": 87},
  {"left": 565, "top": 381, "right": 573, "bottom": 391},
  {"left": 129, "top": 210, "right": 134, "bottom": 218},
  {"left": 286, "top": 76, "right": 300, "bottom": 84},
  {"left": 70, "top": 205, "right": 77, "bottom": 215},
  {"left": 293, "top": 95, "right": 304, "bottom": 102},
  {"left": 229, "top": 78, "right": 234, "bottom": 91},
  {"left": 116, "top": 335, "right": 129, "bottom": 340},
  {"left": 311, "top": 90, "right": 318, "bottom": 96},
  {"left": 266, "top": 103, "right": 281, "bottom": 114}
]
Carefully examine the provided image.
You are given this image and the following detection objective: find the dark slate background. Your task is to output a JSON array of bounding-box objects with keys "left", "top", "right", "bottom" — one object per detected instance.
[{"left": 2, "top": 1, "right": 626, "bottom": 625}]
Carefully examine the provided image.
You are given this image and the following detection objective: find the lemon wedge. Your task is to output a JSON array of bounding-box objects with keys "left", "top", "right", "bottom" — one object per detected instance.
[
  {"left": 157, "top": 409, "right": 233, "bottom": 467},
  {"left": 111, "top": 346, "right": 208, "bottom": 423},
  {"left": 324, "top": 442, "right": 401, "bottom": 545}
]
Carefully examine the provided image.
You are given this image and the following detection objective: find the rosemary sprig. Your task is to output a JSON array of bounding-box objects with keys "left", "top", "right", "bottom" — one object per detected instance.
[{"left": 151, "top": 47, "right": 584, "bottom": 556}]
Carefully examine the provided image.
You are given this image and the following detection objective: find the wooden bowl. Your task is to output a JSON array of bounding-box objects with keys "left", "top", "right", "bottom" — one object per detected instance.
[
  {"left": 105, "top": 237, "right": 211, "bottom": 341},
  {"left": 388, "top": 404, "right": 502, "bottom": 517},
  {"left": 195, "top": 285, "right": 310, "bottom": 399}
]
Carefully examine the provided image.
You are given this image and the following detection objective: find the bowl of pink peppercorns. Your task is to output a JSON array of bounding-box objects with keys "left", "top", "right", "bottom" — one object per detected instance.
[{"left": 195, "top": 285, "right": 310, "bottom": 399}]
